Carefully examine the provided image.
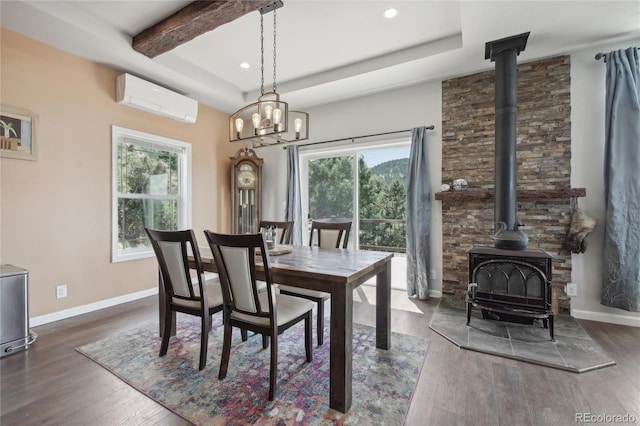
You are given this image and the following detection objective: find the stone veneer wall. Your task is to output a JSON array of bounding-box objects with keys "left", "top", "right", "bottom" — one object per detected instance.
[{"left": 440, "top": 55, "right": 573, "bottom": 312}]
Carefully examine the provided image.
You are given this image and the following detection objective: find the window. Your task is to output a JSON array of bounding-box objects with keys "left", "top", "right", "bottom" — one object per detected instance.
[{"left": 111, "top": 126, "right": 191, "bottom": 262}]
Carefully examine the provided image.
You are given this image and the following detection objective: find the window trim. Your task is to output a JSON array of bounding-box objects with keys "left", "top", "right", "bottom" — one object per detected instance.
[{"left": 111, "top": 125, "right": 192, "bottom": 263}]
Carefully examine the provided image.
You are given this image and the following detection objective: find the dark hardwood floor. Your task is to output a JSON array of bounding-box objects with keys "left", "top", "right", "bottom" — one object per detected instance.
[{"left": 2, "top": 290, "right": 639, "bottom": 425}]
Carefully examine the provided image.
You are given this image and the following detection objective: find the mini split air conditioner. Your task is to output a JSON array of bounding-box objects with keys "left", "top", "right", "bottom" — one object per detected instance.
[{"left": 116, "top": 73, "right": 198, "bottom": 123}]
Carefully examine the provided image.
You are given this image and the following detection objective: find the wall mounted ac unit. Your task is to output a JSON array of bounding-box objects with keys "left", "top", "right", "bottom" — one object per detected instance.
[{"left": 116, "top": 73, "right": 198, "bottom": 123}]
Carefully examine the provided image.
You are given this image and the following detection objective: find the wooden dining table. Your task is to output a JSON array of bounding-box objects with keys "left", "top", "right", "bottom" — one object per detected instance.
[{"left": 159, "top": 244, "right": 393, "bottom": 413}]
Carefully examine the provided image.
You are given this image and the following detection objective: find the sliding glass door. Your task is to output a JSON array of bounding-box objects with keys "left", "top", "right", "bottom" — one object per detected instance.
[{"left": 301, "top": 142, "right": 410, "bottom": 253}]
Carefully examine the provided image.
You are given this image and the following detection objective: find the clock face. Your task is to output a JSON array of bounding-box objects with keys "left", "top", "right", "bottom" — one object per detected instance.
[{"left": 237, "top": 163, "right": 256, "bottom": 188}]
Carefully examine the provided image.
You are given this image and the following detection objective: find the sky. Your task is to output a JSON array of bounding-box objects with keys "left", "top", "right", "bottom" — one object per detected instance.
[{"left": 360, "top": 146, "right": 410, "bottom": 168}]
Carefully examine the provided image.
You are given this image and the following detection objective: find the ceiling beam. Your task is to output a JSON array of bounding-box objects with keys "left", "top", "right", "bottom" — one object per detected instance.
[{"left": 133, "top": 0, "right": 273, "bottom": 58}]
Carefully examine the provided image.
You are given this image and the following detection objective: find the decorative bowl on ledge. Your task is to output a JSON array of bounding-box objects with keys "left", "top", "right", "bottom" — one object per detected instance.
[{"left": 453, "top": 179, "right": 468, "bottom": 191}]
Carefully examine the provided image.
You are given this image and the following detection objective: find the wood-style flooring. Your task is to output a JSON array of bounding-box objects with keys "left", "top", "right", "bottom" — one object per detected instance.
[{"left": 2, "top": 289, "right": 639, "bottom": 425}]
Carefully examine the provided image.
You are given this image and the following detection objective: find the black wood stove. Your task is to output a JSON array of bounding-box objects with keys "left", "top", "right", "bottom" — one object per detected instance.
[
  {"left": 467, "top": 247, "right": 554, "bottom": 340},
  {"left": 465, "top": 32, "right": 555, "bottom": 341}
]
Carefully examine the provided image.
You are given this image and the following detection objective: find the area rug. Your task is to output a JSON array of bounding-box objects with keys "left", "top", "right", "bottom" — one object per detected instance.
[
  {"left": 77, "top": 314, "right": 428, "bottom": 425},
  {"left": 430, "top": 299, "right": 615, "bottom": 373}
]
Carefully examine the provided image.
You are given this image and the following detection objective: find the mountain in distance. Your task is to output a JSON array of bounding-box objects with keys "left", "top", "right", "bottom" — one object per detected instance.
[{"left": 370, "top": 158, "right": 409, "bottom": 186}]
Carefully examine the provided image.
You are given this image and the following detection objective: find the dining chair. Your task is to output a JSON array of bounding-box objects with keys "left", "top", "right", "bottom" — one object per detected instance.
[
  {"left": 278, "top": 219, "right": 352, "bottom": 345},
  {"left": 203, "top": 230, "right": 314, "bottom": 401},
  {"left": 259, "top": 220, "right": 293, "bottom": 245},
  {"left": 145, "top": 228, "right": 224, "bottom": 370}
]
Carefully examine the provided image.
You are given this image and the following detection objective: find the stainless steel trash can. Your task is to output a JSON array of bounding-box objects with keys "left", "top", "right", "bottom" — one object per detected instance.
[{"left": 1, "top": 264, "right": 37, "bottom": 357}]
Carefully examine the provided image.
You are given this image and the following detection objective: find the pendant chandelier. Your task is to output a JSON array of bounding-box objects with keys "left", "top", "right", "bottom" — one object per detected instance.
[{"left": 229, "top": 1, "right": 309, "bottom": 147}]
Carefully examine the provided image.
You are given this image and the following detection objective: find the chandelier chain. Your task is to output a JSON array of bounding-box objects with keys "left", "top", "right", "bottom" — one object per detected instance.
[
  {"left": 229, "top": 2, "right": 308, "bottom": 145},
  {"left": 272, "top": 7, "right": 277, "bottom": 93},
  {"left": 260, "top": 13, "right": 264, "bottom": 96}
]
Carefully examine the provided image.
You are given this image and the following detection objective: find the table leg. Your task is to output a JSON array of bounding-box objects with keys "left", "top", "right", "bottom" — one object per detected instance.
[
  {"left": 376, "top": 259, "right": 391, "bottom": 349},
  {"left": 158, "top": 270, "right": 176, "bottom": 337},
  {"left": 329, "top": 283, "right": 353, "bottom": 413}
]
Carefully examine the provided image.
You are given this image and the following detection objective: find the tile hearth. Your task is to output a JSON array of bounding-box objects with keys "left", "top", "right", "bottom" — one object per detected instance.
[{"left": 430, "top": 299, "right": 615, "bottom": 373}]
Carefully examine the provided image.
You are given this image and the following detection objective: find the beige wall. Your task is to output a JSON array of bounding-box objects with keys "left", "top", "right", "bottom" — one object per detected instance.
[{"left": 0, "top": 29, "right": 237, "bottom": 318}]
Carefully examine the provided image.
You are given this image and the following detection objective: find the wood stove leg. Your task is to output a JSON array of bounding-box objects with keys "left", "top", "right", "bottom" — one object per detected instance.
[
  {"left": 549, "top": 315, "right": 555, "bottom": 341},
  {"left": 551, "top": 284, "right": 560, "bottom": 315},
  {"left": 466, "top": 303, "right": 472, "bottom": 325}
]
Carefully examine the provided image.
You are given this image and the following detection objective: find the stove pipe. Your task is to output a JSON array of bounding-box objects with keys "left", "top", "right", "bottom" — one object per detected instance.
[{"left": 485, "top": 32, "right": 530, "bottom": 250}]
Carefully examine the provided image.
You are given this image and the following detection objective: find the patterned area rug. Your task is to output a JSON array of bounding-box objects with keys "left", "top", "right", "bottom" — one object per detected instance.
[
  {"left": 77, "top": 314, "right": 428, "bottom": 425},
  {"left": 430, "top": 299, "right": 615, "bottom": 373}
]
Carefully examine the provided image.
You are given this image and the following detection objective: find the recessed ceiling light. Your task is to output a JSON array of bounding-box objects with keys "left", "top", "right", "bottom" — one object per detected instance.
[
  {"left": 240, "top": 62, "right": 250, "bottom": 69},
  {"left": 383, "top": 8, "right": 398, "bottom": 19}
]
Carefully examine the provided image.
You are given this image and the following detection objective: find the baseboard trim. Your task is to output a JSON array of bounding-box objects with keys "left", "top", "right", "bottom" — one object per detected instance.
[
  {"left": 29, "top": 285, "right": 447, "bottom": 327},
  {"left": 30, "top": 287, "right": 158, "bottom": 327},
  {"left": 571, "top": 308, "right": 640, "bottom": 328}
]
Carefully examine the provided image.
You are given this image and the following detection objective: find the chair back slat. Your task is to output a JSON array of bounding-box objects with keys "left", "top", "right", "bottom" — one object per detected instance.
[
  {"left": 219, "top": 246, "right": 258, "bottom": 313},
  {"left": 157, "top": 240, "right": 193, "bottom": 298},
  {"left": 318, "top": 229, "right": 341, "bottom": 249}
]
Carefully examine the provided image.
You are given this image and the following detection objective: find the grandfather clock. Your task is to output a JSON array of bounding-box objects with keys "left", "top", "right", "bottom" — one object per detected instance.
[{"left": 230, "top": 148, "right": 263, "bottom": 234}]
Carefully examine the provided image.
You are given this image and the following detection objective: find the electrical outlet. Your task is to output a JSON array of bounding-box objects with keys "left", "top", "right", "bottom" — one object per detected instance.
[
  {"left": 56, "top": 284, "right": 68, "bottom": 299},
  {"left": 566, "top": 283, "right": 577, "bottom": 297},
  {"left": 429, "top": 269, "right": 437, "bottom": 280}
]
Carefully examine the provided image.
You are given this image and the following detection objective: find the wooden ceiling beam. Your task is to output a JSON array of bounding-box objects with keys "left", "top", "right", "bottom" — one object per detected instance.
[{"left": 133, "top": 0, "right": 274, "bottom": 58}]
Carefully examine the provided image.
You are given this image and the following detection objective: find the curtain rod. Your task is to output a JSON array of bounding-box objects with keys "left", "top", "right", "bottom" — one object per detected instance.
[
  {"left": 595, "top": 47, "right": 639, "bottom": 62},
  {"left": 280, "top": 125, "right": 435, "bottom": 150}
]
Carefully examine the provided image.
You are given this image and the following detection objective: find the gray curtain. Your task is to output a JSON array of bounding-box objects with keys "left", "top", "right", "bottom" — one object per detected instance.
[
  {"left": 285, "top": 145, "right": 303, "bottom": 245},
  {"left": 601, "top": 47, "right": 640, "bottom": 312},
  {"left": 406, "top": 127, "right": 431, "bottom": 299}
]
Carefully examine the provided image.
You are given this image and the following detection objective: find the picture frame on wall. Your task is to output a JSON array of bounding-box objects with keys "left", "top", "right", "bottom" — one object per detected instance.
[{"left": 0, "top": 105, "right": 37, "bottom": 160}]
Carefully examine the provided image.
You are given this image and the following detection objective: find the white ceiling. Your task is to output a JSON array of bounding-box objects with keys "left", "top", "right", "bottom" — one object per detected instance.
[{"left": 1, "top": 1, "right": 639, "bottom": 114}]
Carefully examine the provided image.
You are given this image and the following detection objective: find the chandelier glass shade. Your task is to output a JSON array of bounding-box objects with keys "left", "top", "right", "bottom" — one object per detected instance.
[{"left": 229, "top": 1, "right": 309, "bottom": 147}]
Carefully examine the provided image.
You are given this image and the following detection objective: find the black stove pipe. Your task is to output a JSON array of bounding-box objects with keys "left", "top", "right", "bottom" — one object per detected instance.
[{"left": 485, "top": 32, "right": 530, "bottom": 250}]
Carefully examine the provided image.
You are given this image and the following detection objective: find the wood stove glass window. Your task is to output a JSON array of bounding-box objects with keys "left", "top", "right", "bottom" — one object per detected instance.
[{"left": 474, "top": 260, "right": 545, "bottom": 300}]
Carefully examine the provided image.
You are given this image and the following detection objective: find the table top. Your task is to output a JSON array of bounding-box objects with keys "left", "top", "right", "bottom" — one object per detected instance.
[{"left": 197, "top": 245, "right": 393, "bottom": 286}]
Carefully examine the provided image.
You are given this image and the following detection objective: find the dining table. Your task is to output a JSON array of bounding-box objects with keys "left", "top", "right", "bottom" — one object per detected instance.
[{"left": 158, "top": 244, "right": 393, "bottom": 413}]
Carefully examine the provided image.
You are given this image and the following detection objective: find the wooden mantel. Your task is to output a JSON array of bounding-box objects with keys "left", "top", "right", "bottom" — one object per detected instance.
[{"left": 435, "top": 188, "right": 586, "bottom": 201}]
